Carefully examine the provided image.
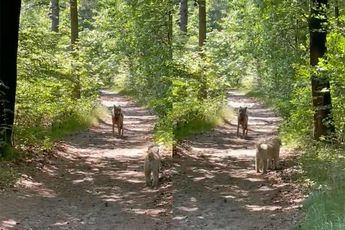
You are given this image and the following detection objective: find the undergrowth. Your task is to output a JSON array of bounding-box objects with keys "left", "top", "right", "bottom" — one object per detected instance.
[
  {"left": 1, "top": 102, "right": 108, "bottom": 159},
  {"left": 298, "top": 140, "right": 345, "bottom": 230},
  {"left": 0, "top": 165, "right": 19, "bottom": 189},
  {"left": 174, "top": 106, "right": 233, "bottom": 140}
]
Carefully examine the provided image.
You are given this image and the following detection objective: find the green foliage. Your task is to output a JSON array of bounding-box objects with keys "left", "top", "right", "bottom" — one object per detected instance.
[
  {"left": 203, "top": 1, "right": 345, "bottom": 229},
  {"left": 323, "top": 25, "right": 345, "bottom": 141},
  {"left": 299, "top": 141, "right": 345, "bottom": 230},
  {"left": 0, "top": 144, "right": 22, "bottom": 160},
  {"left": 301, "top": 186, "right": 345, "bottom": 230},
  {"left": 14, "top": 0, "right": 115, "bottom": 150}
]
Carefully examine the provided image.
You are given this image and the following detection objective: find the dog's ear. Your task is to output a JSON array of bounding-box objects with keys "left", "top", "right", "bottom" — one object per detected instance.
[{"left": 244, "top": 107, "right": 247, "bottom": 111}]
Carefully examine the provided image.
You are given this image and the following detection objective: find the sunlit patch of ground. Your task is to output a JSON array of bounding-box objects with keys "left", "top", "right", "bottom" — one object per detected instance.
[{"left": 15, "top": 175, "right": 57, "bottom": 198}]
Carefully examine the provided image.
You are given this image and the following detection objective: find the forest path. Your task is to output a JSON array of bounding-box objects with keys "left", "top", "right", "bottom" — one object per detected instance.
[
  {"left": 0, "top": 90, "right": 172, "bottom": 230},
  {"left": 173, "top": 90, "right": 302, "bottom": 230}
]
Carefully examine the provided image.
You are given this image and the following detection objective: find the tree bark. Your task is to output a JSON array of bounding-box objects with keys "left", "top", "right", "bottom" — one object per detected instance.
[
  {"left": 0, "top": 0, "right": 22, "bottom": 147},
  {"left": 309, "top": 0, "right": 335, "bottom": 140},
  {"left": 179, "top": 0, "right": 188, "bottom": 33},
  {"left": 70, "top": 0, "right": 81, "bottom": 99},
  {"left": 197, "top": 0, "right": 207, "bottom": 99},
  {"left": 335, "top": 0, "right": 339, "bottom": 26},
  {"left": 198, "top": 0, "right": 206, "bottom": 47},
  {"left": 50, "top": 0, "right": 59, "bottom": 32},
  {"left": 168, "top": 11, "right": 173, "bottom": 58},
  {"left": 70, "top": 0, "right": 78, "bottom": 47}
]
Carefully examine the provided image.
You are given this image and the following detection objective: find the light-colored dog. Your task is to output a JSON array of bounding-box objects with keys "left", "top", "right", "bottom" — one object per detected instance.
[
  {"left": 112, "top": 105, "right": 124, "bottom": 137},
  {"left": 255, "top": 137, "right": 281, "bottom": 174},
  {"left": 237, "top": 106, "right": 248, "bottom": 138},
  {"left": 255, "top": 142, "right": 268, "bottom": 174},
  {"left": 144, "top": 145, "right": 161, "bottom": 188},
  {"left": 265, "top": 137, "right": 281, "bottom": 170}
]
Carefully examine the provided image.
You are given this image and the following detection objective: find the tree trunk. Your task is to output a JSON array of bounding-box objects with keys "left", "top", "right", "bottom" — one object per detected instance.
[
  {"left": 168, "top": 11, "right": 173, "bottom": 58},
  {"left": 50, "top": 0, "right": 59, "bottom": 32},
  {"left": 0, "top": 0, "right": 21, "bottom": 147},
  {"left": 309, "top": 0, "right": 335, "bottom": 140},
  {"left": 198, "top": 0, "right": 206, "bottom": 47},
  {"left": 70, "top": 0, "right": 81, "bottom": 99},
  {"left": 335, "top": 0, "right": 339, "bottom": 26},
  {"left": 179, "top": 0, "right": 188, "bottom": 33},
  {"left": 198, "top": 0, "right": 207, "bottom": 99},
  {"left": 70, "top": 0, "right": 78, "bottom": 47}
]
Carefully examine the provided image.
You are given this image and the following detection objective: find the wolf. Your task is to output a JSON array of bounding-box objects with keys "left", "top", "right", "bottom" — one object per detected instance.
[
  {"left": 237, "top": 106, "right": 248, "bottom": 138},
  {"left": 112, "top": 105, "right": 124, "bottom": 137}
]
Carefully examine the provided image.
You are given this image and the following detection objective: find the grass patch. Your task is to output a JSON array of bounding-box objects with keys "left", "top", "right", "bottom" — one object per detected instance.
[
  {"left": 0, "top": 165, "right": 19, "bottom": 189},
  {"left": 0, "top": 143, "right": 23, "bottom": 161},
  {"left": 246, "top": 88, "right": 278, "bottom": 111},
  {"left": 174, "top": 106, "right": 234, "bottom": 140},
  {"left": 15, "top": 104, "right": 109, "bottom": 151},
  {"left": 300, "top": 179, "right": 345, "bottom": 230},
  {"left": 0, "top": 145, "right": 21, "bottom": 189},
  {"left": 154, "top": 119, "right": 173, "bottom": 145},
  {"left": 298, "top": 141, "right": 345, "bottom": 230}
]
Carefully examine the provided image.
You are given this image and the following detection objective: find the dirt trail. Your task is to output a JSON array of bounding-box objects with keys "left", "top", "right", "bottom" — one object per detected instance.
[
  {"left": 173, "top": 90, "right": 302, "bottom": 230},
  {"left": 0, "top": 90, "right": 302, "bottom": 230},
  {"left": 0, "top": 90, "right": 172, "bottom": 230}
]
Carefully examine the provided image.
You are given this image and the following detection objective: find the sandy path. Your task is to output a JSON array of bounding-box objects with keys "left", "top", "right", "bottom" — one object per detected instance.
[
  {"left": 0, "top": 89, "right": 302, "bottom": 230},
  {"left": 172, "top": 90, "right": 302, "bottom": 230},
  {"left": 0, "top": 90, "right": 172, "bottom": 230}
]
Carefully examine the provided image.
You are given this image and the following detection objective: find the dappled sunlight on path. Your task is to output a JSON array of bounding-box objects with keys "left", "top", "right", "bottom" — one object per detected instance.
[
  {"left": 173, "top": 90, "right": 302, "bottom": 230},
  {"left": 0, "top": 90, "right": 172, "bottom": 230}
]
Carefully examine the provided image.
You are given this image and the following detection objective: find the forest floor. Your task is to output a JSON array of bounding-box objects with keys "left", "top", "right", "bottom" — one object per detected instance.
[
  {"left": 0, "top": 89, "right": 303, "bottom": 230},
  {"left": 172, "top": 90, "right": 303, "bottom": 230}
]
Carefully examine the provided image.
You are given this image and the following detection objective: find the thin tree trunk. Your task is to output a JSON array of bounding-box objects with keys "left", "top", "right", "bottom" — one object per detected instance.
[
  {"left": 50, "top": 0, "right": 59, "bottom": 32},
  {"left": 179, "top": 0, "right": 188, "bottom": 32},
  {"left": 0, "top": 0, "right": 22, "bottom": 147},
  {"left": 335, "top": 0, "right": 339, "bottom": 26},
  {"left": 70, "top": 0, "right": 78, "bottom": 47},
  {"left": 168, "top": 11, "right": 173, "bottom": 58},
  {"left": 309, "top": 0, "right": 335, "bottom": 140},
  {"left": 198, "top": 0, "right": 206, "bottom": 47},
  {"left": 70, "top": 0, "right": 80, "bottom": 99},
  {"left": 198, "top": 0, "right": 207, "bottom": 99}
]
